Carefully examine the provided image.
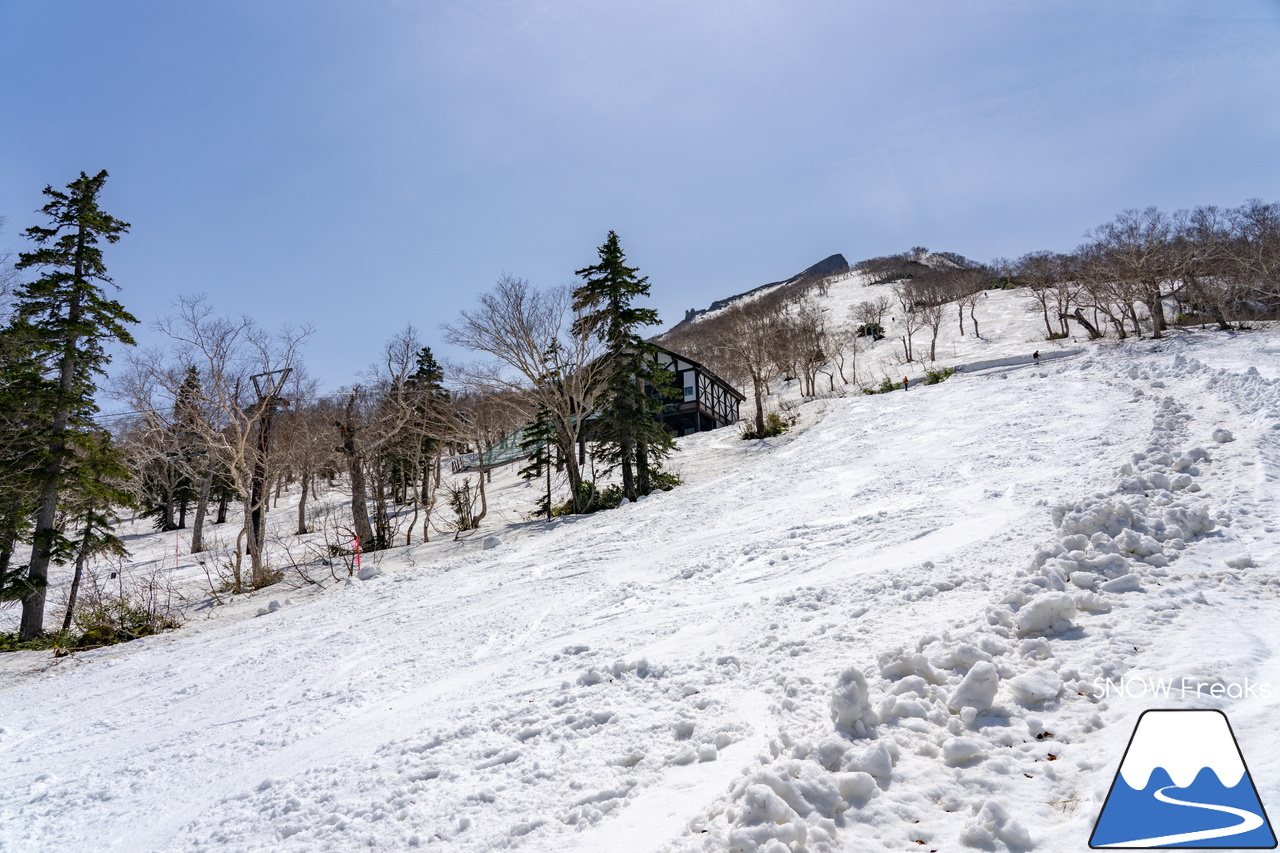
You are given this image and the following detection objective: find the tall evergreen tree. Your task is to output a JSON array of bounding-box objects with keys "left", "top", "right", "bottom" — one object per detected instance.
[
  {"left": 572, "top": 231, "right": 676, "bottom": 502},
  {"left": 7, "top": 170, "right": 136, "bottom": 639}
]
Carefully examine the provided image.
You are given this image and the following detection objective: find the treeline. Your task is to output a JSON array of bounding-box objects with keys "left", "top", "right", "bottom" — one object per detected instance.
[
  {"left": 1002, "top": 202, "right": 1280, "bottom": 341},
  {"left": 660, "top": 201, "right": 1280, "bottom": 436},
  {"left": 0, "top": 173, "right": 676, "bottom": 642},
  {"left": 658, "top": 247, "right": 993, "bottom": 433}
]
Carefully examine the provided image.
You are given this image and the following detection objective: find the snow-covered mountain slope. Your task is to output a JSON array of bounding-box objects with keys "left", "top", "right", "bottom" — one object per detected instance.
[
  {"left": 1, "top": 328, "right": 1279, "bottom": 852},
  {"left": 667, "top": 270, "right": 1082, "bottom": 391}
]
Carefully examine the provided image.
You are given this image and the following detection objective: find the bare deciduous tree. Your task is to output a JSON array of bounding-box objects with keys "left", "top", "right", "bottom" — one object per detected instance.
[
  {"left": 133, "top": 295, "right": 311, "bottom": 591},
  {"left": 443, "top": 275, "right": 608, "bottom": 515},
  {"left": 707, "top": 299, "right": 787, "bottom": 435}
]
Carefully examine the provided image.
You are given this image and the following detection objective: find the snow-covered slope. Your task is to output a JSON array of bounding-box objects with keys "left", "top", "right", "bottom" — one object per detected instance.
[
  {"left": 669, "top": 270, "right": 1082, "bottom": 392},
  {"left": 1, "top": 327, "right": 1278, "bottom": 852}
]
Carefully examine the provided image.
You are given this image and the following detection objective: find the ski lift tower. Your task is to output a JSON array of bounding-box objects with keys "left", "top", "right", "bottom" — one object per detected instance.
[{"left": 248, "top": 368, "right": 292, "bottom": 558}]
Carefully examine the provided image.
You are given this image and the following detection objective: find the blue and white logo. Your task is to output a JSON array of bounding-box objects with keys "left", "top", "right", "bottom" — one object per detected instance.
[{"left": 1091, "top": 709, "right": 1276, "bottom": 848}]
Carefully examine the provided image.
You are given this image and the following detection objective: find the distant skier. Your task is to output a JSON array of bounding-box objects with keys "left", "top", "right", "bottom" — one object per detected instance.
[
  {"left": 902, "top": 376, "right": 909, "bottom": 391},
  {"left": 1032, "top": 350, "right": 1040, "bottom": 363}
]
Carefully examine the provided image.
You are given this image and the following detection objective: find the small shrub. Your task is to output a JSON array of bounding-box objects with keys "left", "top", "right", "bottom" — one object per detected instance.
[
  {"left": 49, "top": 564, "right": 187, "bottom": 651},
  {"left": 447, "top": 479, "right": 482, "bottom": 531},
  {"left": 0, "top": 630, "right": 77, "bottom": 653},
  {"left": 74, "top": 599, "right": 181, "bottom": 646},
  {"left": 551, "top": 481, "right": 609, "bottom": 516},
  {"left": 863, "top": 376, "right": 901, "bottom": 395},
  {"left": 647, "top": 470, "right": 683, "bottom": 492},
  {"left": 250, "top": 566, "right": 283, "bottom": 589},
  {"left": 922, "top": 367, "right": 955, "bottom": 385},
  {"left": 855, "top": 322, "right": 885, "bottom": 341},
  {"left": 740, "top": 411, "right": 790, "bottom": 439}
]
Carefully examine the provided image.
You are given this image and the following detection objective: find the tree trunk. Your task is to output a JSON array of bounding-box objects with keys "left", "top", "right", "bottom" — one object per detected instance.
[
  {"left": 296, "top": 471, "right": 310, "bottom": 535},
  {"left": 190, "top": 468, "right": 214, "bottom": 553},
  {"left": 470, "top": 470, "right": 489, "bottom": 529},
  {"left": 562, "top": 438, "right": 584, "bottom": 514},
  {"left": 1068, "top": 309, "right": 1104, "bottom": 340},
  {"left": 335, "top": 416, "right": 375, "bottom": 550},
  {"left": 20, "top": 281, "right": 84, "bottom": 639},
  {"left": 162, "top": 490, "right": 176, "bottom": 531},
  {"left": 243, "top": 494, "right": 267, "bottom": 587},
  {"left": 216, "top": 491, "right": 229, "bottom": 524},
  {"left": 1207, "top": 302, "right": 1231, "bottom": 331},
  {"left": 422, "top": 455, "right": 441, "bottom": 542},
  {"left": 1146, "top": 284, "right": 1167, "bottom": 338},
  {"left": 620, "top": 433, "right": 636, "bottom": 502},
  {"left": 545, "top": 448, "right": 553, "bottom": 519},
  {"left": 372, "top": 467, "right": 391, "bottom": 550},
  {"left": 752, "top": 374, "right": 766, "bottom": 434},
  {"left": 61, "top": 524, "right": 94, "bottom": 635},
  {"left": 636, "top": 441, "right": 651, "bottom": 496},
  {"left": 345, "top": 457, "right": 374, "bottom": 549},
  {"left": 405, "top": 471, "right": 419, "bottom": 548}
]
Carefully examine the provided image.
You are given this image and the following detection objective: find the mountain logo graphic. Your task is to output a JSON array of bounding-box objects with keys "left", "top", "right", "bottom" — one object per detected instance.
[{"left": 1090, "top": 709, "right": 1277, "bottom": 848}]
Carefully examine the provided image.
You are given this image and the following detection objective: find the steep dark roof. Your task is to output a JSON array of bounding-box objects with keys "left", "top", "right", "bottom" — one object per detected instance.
[{"left": 649, "top": 343, "right": 746, "bottom": 402}]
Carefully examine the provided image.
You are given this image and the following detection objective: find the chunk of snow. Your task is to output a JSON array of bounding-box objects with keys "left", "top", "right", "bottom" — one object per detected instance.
[
  {"left": 948, "top": 661, "right": 999, "bottom": 713},
  {"left": 942, "top": 737, "right": 985, "bottom": 765},
  {"left": 737, "top": 783, "right": 793, "bottom": 824},
  {"left": 1014, "top": 592, "right": 1077, "bottom": 636},
  {"left": 879, "top": 650, "right": 942, "bottom": 683},
  {"left": 830, "top": 666, "right": 877, "bottom": 736},
  {"left": 1007, "top": 670, "right": 1063, "bottom": 704},
  {"left": 1073, "top": 591, "right": 1111, "bottom": 613},
  {"left": 1099, "top": 573, "right": 1142, "bottom": 593},
  {"left": 933, "top": 643, "right": 993, "bottom": 670},
  {"left": 845, "top": 741, "right": 896, "bottom": 778},
  {"left": 835, "top": 771, "right": 878, "bottom": 802},
  {"left": 1212, "top": 428, "right": 1234, "bottom": 443}
]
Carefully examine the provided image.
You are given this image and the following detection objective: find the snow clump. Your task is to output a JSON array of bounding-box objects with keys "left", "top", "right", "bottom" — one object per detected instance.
[
  {"left": 947, "top": 660, "right": 1000, "bottom": 713},
  {"left": 1014, "top": 592, "right": 1077, "bottom": 636},
  {"left": 830, "top": 666, "right": 877, "bottom": 737}
]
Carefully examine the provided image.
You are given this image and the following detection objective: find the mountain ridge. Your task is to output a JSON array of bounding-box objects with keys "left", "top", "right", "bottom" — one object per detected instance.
[{"left": 666, "top": 252, "right": 849, "bottom": 333}]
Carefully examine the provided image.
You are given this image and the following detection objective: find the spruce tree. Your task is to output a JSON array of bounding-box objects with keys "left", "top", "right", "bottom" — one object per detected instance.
[
  {"left": 7, "top": 170, "right": 136, "bottom": 639},
  {"left": 518, "top": 405, "right": 560, "bottom": 519},
  {"left": 572, "top": 231, "right": 676, "bottom": 502},
  {"left": 399, "top": 346, "right": 449, "bottom": 524}
]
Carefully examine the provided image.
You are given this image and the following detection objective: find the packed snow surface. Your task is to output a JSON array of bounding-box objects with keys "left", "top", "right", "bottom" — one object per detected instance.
[{"left": 2, "top": 322, "right": 1279, "bottom": 852}]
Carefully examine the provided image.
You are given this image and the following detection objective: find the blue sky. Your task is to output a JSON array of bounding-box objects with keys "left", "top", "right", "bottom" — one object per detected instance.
[{"left": 2, "top": 1, "right": 1278, "bottom": 389}]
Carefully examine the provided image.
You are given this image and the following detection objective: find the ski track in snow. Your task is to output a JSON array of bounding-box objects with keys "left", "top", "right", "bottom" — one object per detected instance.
[{"left": 1, "top": 320, "right": 1278, "bottom": 852}]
